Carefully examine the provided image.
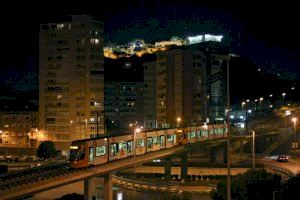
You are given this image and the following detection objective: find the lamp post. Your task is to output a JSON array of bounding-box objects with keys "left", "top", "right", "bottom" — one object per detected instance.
[
  {"left": 245, "top": 110, "right": 251, "bottom": 135},
  {"left": 133, "top": 128, "right": 141, "bottom": 200},
  {"left": 69, "top": 120, "right": 73, "bottom": 149},
  {"left": 292, "top": 118, "right": 297, "bottom": 152},
  {"left": 259, "top": 97, "right": 263, "bottom": 134},
  {"left": 84, "top": 119, "right": 88, "bottom": 139},
  {"left": 225, "top": 58, "right": 231, "bottom": 200},
  {"left": 282, "top": 92, "right": 286, "bottom": 103},
  {"left": 252, "top": 130, "right": 255, "bottom": 169},
  {"left": 177, "top": 117, "right": 181, "bottom": 128},
  {"left": 254, "top": 99, "right": 258, "bottom": 110}
]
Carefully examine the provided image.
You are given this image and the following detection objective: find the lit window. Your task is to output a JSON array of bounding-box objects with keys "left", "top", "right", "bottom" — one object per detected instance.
[
  {"left": 90, "top": 38, "right": 99, "bottom": 45},
  {"left": 96, "top": 146, "right": 106, "bottom": 156},
  {"left": 57, "top": 24, "right": 64, "bottom": 29}
]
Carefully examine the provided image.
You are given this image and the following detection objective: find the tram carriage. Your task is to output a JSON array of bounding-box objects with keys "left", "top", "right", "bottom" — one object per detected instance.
[
  {"left": 165, "top": 128, "right": 177, "bottom": 148},
  {"left": 146, "top": 130, "right": 166, "bottom": 152},
  {"left": 69, "top": 136, "right": 108, "bottom": 168},
  {"left": 134, "top": 131, "right": 146, "bottom": 156},
  {"left": 68, "top": 124, "right": 228, "bottom": 168},
  {"left": 109, "top": 134, "right": 133, "bottom": 161}
]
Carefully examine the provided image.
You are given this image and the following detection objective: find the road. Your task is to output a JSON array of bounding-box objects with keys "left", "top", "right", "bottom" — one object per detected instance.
[{"left": 258, "top": 157, "right": 300, "bottom": 174}]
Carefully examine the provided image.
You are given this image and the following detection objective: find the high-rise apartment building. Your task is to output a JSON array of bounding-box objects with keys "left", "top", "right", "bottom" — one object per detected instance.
[
  {"left": 144, "top": 49, "right": 183, "bottom": 128},
  {"left": 104, "top": 81, "right": 144, "bottom": 132},
  {"left": 39, "top": 15, "right": 104, "bottom": 151},
  {"left": 143, "top": 44, "right": 230, "bottom": 129}
]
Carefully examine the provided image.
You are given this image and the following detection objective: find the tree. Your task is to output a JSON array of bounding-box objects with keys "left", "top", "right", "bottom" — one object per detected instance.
[
  {"left": 37, "top": 141, "right": 57, "bottom": 159},
  {"left": 281, "top": 173, "right": 300, "bottom": 200},
  {"left": 211, "top": 169, "right": 281, "bottom": 200}
]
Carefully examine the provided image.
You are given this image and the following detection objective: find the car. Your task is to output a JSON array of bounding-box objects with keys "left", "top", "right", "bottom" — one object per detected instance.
[
  {"left": 277, "top": 155, "right": 288, "bottom": 162},
  {"left": 30, "top": 163, "right": 41, "bottom": 168}
]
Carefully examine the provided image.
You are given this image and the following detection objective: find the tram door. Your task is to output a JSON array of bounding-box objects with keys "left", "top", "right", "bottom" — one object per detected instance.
[{"left": 89, "top": 147, "right": 94, "bottom": 162}]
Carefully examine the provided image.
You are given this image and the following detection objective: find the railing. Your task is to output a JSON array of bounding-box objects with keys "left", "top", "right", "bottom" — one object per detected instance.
[{"left": 264, "top": 164, "right": 294, "bottom": 180}]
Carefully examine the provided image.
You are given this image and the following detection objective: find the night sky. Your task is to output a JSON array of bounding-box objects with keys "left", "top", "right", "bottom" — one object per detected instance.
[{"left": 1, "top": 0, "right": 299, "bottom": 94}]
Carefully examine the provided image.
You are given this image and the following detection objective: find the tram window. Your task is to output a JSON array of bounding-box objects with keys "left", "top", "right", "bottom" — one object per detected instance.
[
  {"left": 167, "top": 134, "right": 175, "bottom": 142},
  {"left": 110, "top": 143, "right": 117, "bottom": 157},
  {"left": 120, "top": 142, "right": 127, "bottom": 151},
  {"left": 127, "top": 140, "right": 133, "bottom": 153},
  {"left": 89, "top": 147, "right": 94, "bottom": 162},
  {"left": 79, "top": 150, "right": 85, "bottom": 160},
  {"left": 147, "top": 137, "right": 153, "bottom": 148},
  {"left": 159, "top": 135, "right": 165, "bottom": 146},
  {"left": 192, "top": 131, "right": 196, "bottom": 138},
  {"left": 153, "top": 136, "right": 158, "bottom": 145},
  {"left": 96, "top": 146, "right": 106, "bottom": 156},
  {"left": 137, "top": 139, "right": 144, "bottom": 147},
  {"left": 187, "top": 132, "right": 190, "bottom": 139}
]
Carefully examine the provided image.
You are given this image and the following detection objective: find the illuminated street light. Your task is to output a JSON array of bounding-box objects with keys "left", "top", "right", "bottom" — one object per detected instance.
[
  {"left": 242, "top": 101, "right": 246, "bottom": 108},
  {"left": 269, "top": 94, "right": 273, "bottom": 98},
  {"left": 252, "top": 130, "right": 255, "bottom": 169},
  {"left": 246, "top": 99, "right": 250, "bottom": 103},
  {"left": 177, "top": 117, "right": 181, "bottom": 127},
  {"left": 292, "top": 118, "right": 298, "bottom": 151},
  {"left": 84, "top": 119, "right": 88, "bottom": 138},
  {"left": 133, "top": 127, "right": 141, "bottom": 200},
  {"left": 282, "top": 92, "right": 286, "bottom": 102},
  {"left": 69, "top": 120, "right": 73, "bottom": 151},
  {"left": 259, "top": 98, "right": 263, "bottom": 134}
]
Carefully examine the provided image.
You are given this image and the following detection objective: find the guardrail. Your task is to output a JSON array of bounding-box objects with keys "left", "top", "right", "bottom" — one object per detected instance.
[{"left": 264, "top": 164, "right": 294, "bottom": 180}]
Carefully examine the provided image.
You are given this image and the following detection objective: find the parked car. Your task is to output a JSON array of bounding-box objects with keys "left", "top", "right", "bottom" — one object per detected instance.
[
  {"left": 277, "top": 155, "right": 288, "bottom": 162},
  {"left": 0, "top": 155, "right": 5, "bottom": 162},
  {"left": 27, "top": 156, "right": 39, "bottom": 162},
  {"left": 30, "top": 163, "right": 41, "bottom": 168},
  {"left": 19, "top": 156, "right": 28, "bottom": 162}
]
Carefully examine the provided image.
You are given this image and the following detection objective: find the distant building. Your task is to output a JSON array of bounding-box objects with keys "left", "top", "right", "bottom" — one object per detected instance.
[
  {"left": 39, "top": 15, "right": 104, "bottom": 151},
  {"left": 0, "top": 100, "right": 38, "bottom": 150},
  {"left": 104, "top": 82, "right": 144, "bottom": 132}
]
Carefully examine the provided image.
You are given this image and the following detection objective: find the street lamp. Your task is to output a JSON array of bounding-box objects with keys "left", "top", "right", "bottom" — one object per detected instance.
[
  {"left": 282, "top": 92, "right": 286, "bottom": 102},
  {"left": 254, "top": 99, "right": 258, "bottom": 110},
  {"left": 84, "top": 119, "right": 88, "bottom": 139},
  {"left": 133, "top": 128, "right": 141, "bottom": 200},
  {"left": 69, "top": 120, "right": 73, "bottom": 149},
  {"left": 245, "top": 110, "right": 251, "bottom": 135},
  {"left": 292, "top": 118, "right": 297, "bottom": 152},
  {"left": 259, "top": 97, "right": 263, "bottom": 133},
  {"left": 177, "top": 117, "right": 181, "bottom": 127},
  {"left": 252, "top": 130, "right": 255, "bottom": 169},
  {"left": 242, "top": 101, "right": 246, "bottom": 108},
  {"left": 225, "top": 57, "right": 231, "bottom": 200}
]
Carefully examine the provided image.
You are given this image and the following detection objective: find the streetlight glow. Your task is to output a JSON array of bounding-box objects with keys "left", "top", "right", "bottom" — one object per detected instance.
[
  {"left": 177, "top": 117, "right": 181, "bottom": 127},
  {"left": 292, "top": 117, "right": 298, "bottom": 152}
]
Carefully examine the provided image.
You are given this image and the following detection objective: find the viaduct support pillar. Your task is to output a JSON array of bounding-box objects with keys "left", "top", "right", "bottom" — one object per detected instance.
[
  {"left": 104, "top": 173, "right": 113, "bottom": 200},
  {"left": 164, "top": 157, "right": 172, "bottom": 180},
  {"left": 181, "top": 152, "right": 188, "bottom": 183},
  {"left": 209, "top": 147, "right": 216, "bottom": 163},
  {"left": 84, "top": 178, "right": 94, "bottom": 200},
  {"left": 223, "top": 143, "right": 228, "bottom": 164}
]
